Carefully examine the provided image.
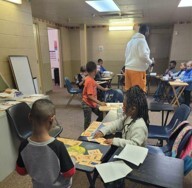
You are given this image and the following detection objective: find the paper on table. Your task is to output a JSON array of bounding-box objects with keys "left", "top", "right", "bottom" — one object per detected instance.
[
  {"left": 96, "top": 161, "right": 132, "bottom": 183},
  {"left": 0, "top": 93, "right": 13, "bottom": 98},
  {"left": 114, "top": 144, "right": 148, "bottom": 166},
  {"left": 29, "top": 94, "right": 45, "bottom": 97}
]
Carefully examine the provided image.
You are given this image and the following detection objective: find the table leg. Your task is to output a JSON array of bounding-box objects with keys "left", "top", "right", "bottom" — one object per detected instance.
[
  {"left": 86, "top": 172, "right": 95, "bottom": 188},
  {"left": 176, "top": 86, "right": 186, "bottom": 104},
  {"left": 171, "top": 86, "right": 180, "bottom": 106},
  {"left": 92, "top": 171, "right": 99, "bottom": 187},
  {"left": 164, "top": 111, "right": 170, "bottom": 126},
  {"left": 162, "top": 111, "right": 164, "bottom": 126}
]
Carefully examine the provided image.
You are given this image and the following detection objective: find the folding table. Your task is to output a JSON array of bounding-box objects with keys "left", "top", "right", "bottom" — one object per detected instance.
[{"left": 169, "top": 81, "right": 188, "bottom": 106}]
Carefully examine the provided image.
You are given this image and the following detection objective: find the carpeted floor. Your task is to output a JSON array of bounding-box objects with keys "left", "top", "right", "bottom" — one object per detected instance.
[{"left": 0, "top": 85, "right": 192, "bottom": 188}]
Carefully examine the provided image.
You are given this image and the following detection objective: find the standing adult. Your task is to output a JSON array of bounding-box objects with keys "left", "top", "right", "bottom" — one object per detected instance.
[{"left": 124, "top": 24, "right": 154, "bottom": 92}]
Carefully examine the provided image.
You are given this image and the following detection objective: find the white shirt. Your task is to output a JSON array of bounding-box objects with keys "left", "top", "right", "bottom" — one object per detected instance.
[
  {"left": 125, "top": 33, "right": 153, "bottom": 72},
  {"left": 100, "top": 116, "right": 148, "bottom": 148}
]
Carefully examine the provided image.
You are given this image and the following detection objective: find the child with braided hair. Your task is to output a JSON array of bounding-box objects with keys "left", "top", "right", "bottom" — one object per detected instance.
[{"left": 94, "top": 85, "right": 149, "bottom": 147}]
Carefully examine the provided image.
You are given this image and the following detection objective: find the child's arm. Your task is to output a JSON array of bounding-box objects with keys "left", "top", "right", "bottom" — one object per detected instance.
[
  {"left": 94, "top": 117, "right": 125, "bottom": 138},
  {"left": 110, "top": 124, "right": 148, "bottom": 147},
  {"left": 88, "top": 94, "right": 106, "bottom": 106},
  {"left": 97, "top": 84, "right": 109, "bottom": 91},
  {"left": 78, "top": 76, "right": 85, "bottom": 87},
  {"left": 59, "top": 143, "right": 76, "bottom": 178},
  {"left": 181, "top": 73, "right": 192, "bottom": 83}
]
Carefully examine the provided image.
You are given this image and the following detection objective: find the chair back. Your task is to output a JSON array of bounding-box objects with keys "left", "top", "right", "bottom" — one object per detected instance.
[
  {"left": 64, "top": 77, "right": 73, "bottom": 92},
  {"left": 167, "top": 104, "right": 190, "bottom": 132},
  {"left": 6, "top": 102, "right": 32, "bottom": 140}
]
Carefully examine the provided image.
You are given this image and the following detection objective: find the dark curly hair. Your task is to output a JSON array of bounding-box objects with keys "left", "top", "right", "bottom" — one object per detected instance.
[{"left": 124, "top": 85, "right": 149, "bottom": 126}]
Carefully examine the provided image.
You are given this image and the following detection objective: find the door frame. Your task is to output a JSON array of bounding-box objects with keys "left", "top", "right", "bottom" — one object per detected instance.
[{"left": 47, "top": 25, "right": 64, "bottom": 88}]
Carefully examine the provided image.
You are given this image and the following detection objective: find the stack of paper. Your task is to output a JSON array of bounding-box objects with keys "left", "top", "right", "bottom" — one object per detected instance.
[
  {"left": 96, "top": 161, "right": 132, "bottom": 183},
  {"left": 114, "top": 144, "right": 148, "bottom": 166}
]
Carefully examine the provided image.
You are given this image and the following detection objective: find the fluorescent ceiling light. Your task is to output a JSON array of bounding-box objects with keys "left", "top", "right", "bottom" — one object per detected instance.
[
  {"left": 5, "top": 0, "right": 22, "bottom": 4},
  {"left": 109, "top": 26, "right": 133, "bottom": 31},
  {"left": 178, "top": 0, "right": 192, "bottom": 7},
  {"left": 85, "top": 0, "right": 120, "bottom": 12}
]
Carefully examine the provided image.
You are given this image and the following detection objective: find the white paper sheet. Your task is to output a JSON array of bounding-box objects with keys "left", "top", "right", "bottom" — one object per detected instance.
[
  {"left": 29, "top": 94, "right": 45, "bottom": 97},
  {"left": 95, "top": 161, "right": 132, "bottom": 183},
  {"left": 0, "top": 93, "right": 13, "bottom": 98},
  {"left": 114, "top": 144, "right": 148, "bottom": 166}
]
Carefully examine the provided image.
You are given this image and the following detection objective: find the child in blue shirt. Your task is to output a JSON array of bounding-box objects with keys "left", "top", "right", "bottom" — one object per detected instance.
[
  {"left": 181, "top": 61, "right": 192, "bottom": 106},
  {"left": 98, "top": 58, "right": 107, "bottom": 73}
]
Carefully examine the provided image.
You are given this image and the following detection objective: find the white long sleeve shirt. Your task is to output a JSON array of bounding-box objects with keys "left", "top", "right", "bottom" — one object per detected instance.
[
  {"left": 100, "top": 116, "right": 148, "bottom": 147},
  {"left": 125, "top": 33, "right": 153, "bottom": 72}
]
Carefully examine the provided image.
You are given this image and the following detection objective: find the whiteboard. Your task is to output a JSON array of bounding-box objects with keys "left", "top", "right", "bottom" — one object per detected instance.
[{"left": 9, "top": 56, "right": 36, "bottom": 95}]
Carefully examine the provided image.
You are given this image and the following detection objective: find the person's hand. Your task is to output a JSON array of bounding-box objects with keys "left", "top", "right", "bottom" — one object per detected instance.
[
  {"left": 94, "top": 131, "right": 104, "bottom": 138},
  {"left": 104, "top": 139, "right": 113, "bottom": 145},
  {"left": 104, "top": 87, "right": 109, "bottom": 91},
  {"left": 99, "top": 102, "right": 107, "bottom": 106}
]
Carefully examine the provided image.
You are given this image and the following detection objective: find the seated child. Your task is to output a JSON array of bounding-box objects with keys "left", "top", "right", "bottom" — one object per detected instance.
[
  {"left": 181, "top": 61, "right": 192, "bottom": 106},
  {"left": 168, "top": 62, "right": 186, "bottom": 100},
  {"left": 164, "top": 60, "right": 177, "bottom": 76},
  {"left": 97, "top": 58, "right": 107, "bottom": 74},
  {"left": 172, "top": 62, "right": 186, "bottom": 79},
  {"left": 16, "top": 99, "right": 75, "bottom": 188},
  {"left": 82, "top": 61, "right": 108, "bottom": 130},
  {"left": 94, "top": 85, "right": 149, "bottom": 147},
  {"left": 154, "top": 60, "right": 177, "bottom": 101},
  {"left": 76, "top": 65, "right": 87, "bottom": 90}
]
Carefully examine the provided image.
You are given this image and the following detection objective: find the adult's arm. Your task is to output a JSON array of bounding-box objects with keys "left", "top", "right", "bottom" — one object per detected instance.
[{"left": 138, "top": 40, "right": 153, "bottom": 65}]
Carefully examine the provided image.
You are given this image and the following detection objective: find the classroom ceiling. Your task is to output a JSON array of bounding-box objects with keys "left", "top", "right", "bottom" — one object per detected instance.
[{"left": 31, "top": 0, "right": 192, "bottom": 26}]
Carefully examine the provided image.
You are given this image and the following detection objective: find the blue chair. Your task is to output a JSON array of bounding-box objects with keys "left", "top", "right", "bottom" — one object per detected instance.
[
  {"left": 148, "top": 104, "right": 190, "bottom": 142},
  {"left": 64, "top": 77, "right": 82, "bottom": 105},
  {"left": 148, "top": 127, "right": 192, "bottom": 176},
  {"left": 6, "top": 102, "right": 63, "bottom": 140},
  {"left": 148, "top": 121, "right": 190, "bottom": 156}
]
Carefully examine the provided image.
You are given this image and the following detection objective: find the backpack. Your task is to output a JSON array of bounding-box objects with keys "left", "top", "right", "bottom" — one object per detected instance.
[
  {"left": 171, "top": 123, "right": 192, "bottom": 175},
  {"left": 104, "top": 89, "right": 124, "bottom": 103}
]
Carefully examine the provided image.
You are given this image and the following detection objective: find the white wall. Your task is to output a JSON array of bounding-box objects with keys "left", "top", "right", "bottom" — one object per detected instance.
[
  {"left": 170, "top": 23, "right": 192, "bottom": 62},
  {"left": 149, "top": 27, "right": 173, "bottom": 74},
  {"left": 0, "top": 0, "right": 38, "bottom": 88}
]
